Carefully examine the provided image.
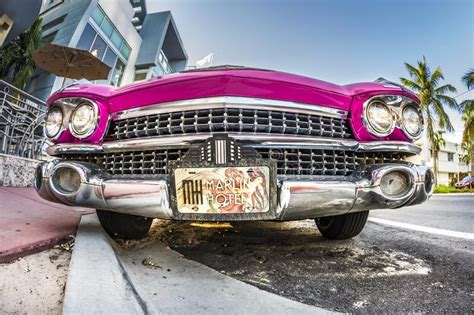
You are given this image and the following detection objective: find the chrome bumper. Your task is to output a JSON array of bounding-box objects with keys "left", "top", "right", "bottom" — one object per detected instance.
[{"left": 34, "top": 160, "right": 433, "bottom": 220}]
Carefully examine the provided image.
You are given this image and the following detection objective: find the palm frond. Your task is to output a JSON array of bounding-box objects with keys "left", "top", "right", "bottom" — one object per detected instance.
[
  {"left": 462, "top": 68, "right": 474, "bottom": 90},
  {"left": 400, "top": 77, "right": 423, "bottom": 92},
  {"left": 430, "top": 67, "right": 444, "bottom": 87},
  {"left": 435, "top": 94, "right": 459, "bottom": 111},
  {"left": 417, "top": 57, "right": 430, "bottom": 86},
  {"left": 0, "top": 17, "right": 43, "bottom": 88},
  {"left": 404, "top": 62, "right": 423, "bottom": 84},
  {"left": 432, "top": 98, "right": 454, "bottom": 132},
  {"left": 434, "top": 84, "right": 457, "bottom": 95},
  {"left": 460, "top": 99, "right": 474, "bottom": 112}
]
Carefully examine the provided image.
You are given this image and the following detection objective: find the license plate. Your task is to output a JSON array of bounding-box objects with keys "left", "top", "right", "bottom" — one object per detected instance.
[{"left": 174, "top": 166, "right": 271, "bottom": 214}]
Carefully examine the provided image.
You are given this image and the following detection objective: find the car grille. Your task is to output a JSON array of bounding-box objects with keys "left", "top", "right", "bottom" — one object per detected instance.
[
  {"left": 107, "top": 108, "right": 353, "bottom": 141},
  {"left": 58, "top": 148, "right": 408, "bottom": 177}
]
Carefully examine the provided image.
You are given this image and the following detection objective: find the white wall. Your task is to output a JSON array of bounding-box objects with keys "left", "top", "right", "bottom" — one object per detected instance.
[{"left": 437, "top": 172, "right": 450, "bottom": 186}]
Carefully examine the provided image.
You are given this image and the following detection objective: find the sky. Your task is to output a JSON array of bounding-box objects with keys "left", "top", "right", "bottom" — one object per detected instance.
[{"left": 147, "top": 0, "right": 473, "bottom": 143}]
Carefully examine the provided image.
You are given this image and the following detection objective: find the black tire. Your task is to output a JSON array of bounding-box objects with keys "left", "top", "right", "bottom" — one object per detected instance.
[
  {"left": 315, "top": 211, "right": 369, "bottom": 240},
  {"left": 96, "top": 210, "right": 153, "bottom": 240}
]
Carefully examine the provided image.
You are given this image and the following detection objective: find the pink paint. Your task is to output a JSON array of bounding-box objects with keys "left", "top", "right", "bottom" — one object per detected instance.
[{"left": 46, "top": 68, "right": 420, "bottom": 144}]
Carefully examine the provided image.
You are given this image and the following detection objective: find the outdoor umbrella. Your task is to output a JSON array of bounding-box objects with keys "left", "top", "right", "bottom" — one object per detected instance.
[{"left": 32, "top": 43, "right": 110, "bottom": 81}]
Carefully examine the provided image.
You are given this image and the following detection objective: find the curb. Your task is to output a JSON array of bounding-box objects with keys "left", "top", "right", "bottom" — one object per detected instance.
[
  {"left": 64, "top": 215, "right": 332, "bottom": 314},
  {"left": 62, "top": 214, "right": 144, "bottom": 314},
  {"left": 0, "top": 234, "right": 72, "bottom": 264}
]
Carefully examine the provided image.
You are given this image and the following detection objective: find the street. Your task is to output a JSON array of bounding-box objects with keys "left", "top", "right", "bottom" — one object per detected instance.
[
  {"left": 121, "top": 194, "right": 473, "bottom": 313},
  {"left": 2, "top": 194, "right": 472, "bottom": 314}
]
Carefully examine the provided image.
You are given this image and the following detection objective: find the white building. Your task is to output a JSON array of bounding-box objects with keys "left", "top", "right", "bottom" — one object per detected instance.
[
  {"left": 411, "top": 138, "right": 470, "bottom": 186},
  {"left": 435, "top": 141, "right": 470, "bottom": 185}
]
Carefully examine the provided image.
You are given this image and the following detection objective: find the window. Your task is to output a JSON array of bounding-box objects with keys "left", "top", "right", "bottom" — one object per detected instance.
[
  {"left": 447, "top": 152, "right": 454, "bottom": 162},
  {"left": 27, "top": 75, "right": 39, "bottom": 93},
  {"left": 90, "top": 35, "right": 107, "bottom": 60},
  {"left": 76, "top": 24, "right": 96, "bottom": 50},
  {"left": 110, "top": 30, "right": 122, "bottom": 48},
  {"left": 42, "top": 15, "right": 66, "bottom": 32},
  {"left": 41, "top": 0, "right": 64, "bottom": 13},
  {"left": 158, "top": 51, "right": 173, "bottom": 74},
  {"left": 101, "top": 17, "right": 114, "bottom": 37},
  {"left": 151, "top": 64, "right": 164, "bottom": 77},
  {"left": 90, "top": 6, "right": 132, "bottom": 61},
  {"left": 119, "top": 42, "right": 131, "bottom": 60},
  {"left": 103, "top": 47, "right": 117, "bottom": 68},
  {"left": 134, "top": 72, "right": 147, "bottom": 82},
  {"left": 91, "top": 7, "right": 105, "bottom": 25},
  {"left": 43, "top": 31, "right": 58, "bottom": 44},
  {"left": 110, "top": 59, "right": 125, "bottom": 87},
  {"left": 76, "top": 23, "right": 126, "bottom": 86}
]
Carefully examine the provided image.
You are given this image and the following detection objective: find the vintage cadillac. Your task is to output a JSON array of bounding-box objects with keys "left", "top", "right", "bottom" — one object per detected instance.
[{"left": 34, "top": 66, "right": 433, "bottom": 240}]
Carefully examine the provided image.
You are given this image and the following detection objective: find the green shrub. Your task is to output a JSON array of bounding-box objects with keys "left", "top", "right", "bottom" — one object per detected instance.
[{"left": 434, "top": 185, "right": 472, "bottom": 193}]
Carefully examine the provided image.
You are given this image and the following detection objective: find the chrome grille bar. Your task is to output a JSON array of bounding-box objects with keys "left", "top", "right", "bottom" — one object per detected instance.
[
  {"left": 108, "top": 107, "right": 353, "bottom": 141},
  {"left": 58, "top": 148, "right": 408, "bottom": 177}
]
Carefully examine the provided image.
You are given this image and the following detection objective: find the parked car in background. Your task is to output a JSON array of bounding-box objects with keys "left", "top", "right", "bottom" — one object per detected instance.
[
  {"left": 34, "top": 66, "right": 434, "bottom": 241},
  {"left": 455, "top": 176, "right": 474, "bottom": 189}
]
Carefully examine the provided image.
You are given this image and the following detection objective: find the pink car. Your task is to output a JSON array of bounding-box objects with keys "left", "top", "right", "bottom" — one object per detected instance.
[{"left": 35, "top": 66, "right": 433, "bottom": 240}]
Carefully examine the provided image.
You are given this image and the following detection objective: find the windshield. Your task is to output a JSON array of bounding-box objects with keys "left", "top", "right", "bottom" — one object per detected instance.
[{"left": 461, "top": 176, "right": 474, "bottom": 182}]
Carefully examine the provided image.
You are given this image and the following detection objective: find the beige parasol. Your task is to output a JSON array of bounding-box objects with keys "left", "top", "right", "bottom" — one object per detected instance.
[{"left": 32, "top": 43, "right": 110, "bottom": 80}]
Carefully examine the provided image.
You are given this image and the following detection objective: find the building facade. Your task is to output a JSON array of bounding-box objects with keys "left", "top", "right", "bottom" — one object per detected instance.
[
  {"left": 28, "top": 0, "right": 187, "bottom": 100},
  {"left": 435, "top": 140, "right": 471, "bottom": 185},
  {"left": 410, "top": 138, "right": 470, "bottom": 186}
]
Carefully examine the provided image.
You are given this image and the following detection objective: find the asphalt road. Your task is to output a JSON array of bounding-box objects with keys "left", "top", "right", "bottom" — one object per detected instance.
[
  {"left": 370, "top": 194, "right": 474, "bottom": 233},
  {"left": 129, "top": 194, "right": 474, "bottom": 313}
]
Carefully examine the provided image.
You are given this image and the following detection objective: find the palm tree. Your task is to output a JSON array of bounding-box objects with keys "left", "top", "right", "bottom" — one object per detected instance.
[
  {"left": 0, "top": 17, "right": 43, "bottom": 89},
  {"left": 460, "top": 69, "right": 474, "bottom": 174},
  {"left": 400, "top": 56, "right": 459, "bottom": 185},
  {"left": 462, "top": 68, "right": 474, "bottom": 90}
]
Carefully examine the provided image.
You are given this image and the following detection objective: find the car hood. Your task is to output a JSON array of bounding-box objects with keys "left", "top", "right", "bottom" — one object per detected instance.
[{"left": 48, "top": 67, "right": 419, "bottom": 112}]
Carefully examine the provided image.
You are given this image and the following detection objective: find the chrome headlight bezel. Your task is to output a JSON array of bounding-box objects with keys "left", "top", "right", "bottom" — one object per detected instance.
[
  {"left": 362, "top": 99, "right": 396, "bottom": 137},
  {"left": 401, "top": 104, "right": 424, "bottom": 140},
  {"left": 44, "top": 106, "right": 64, "bottom": 139},
  {"left": 69, "top": 100, "right": 99, "bottom": 139}
]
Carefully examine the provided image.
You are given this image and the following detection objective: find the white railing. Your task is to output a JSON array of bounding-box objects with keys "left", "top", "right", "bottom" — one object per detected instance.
[{"left": 0, "top": 80, "right": 47, "bottom": 160}]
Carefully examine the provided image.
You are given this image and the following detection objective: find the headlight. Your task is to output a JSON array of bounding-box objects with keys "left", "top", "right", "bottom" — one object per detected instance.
[
  {"left": 364, "top": 100, "right": 395, "bottom": 137},
  {"left": 401, "top": 105, "right": 423, "bottom": 139},
  {"left": 44, "top": 107, "right": 63, "bottom": 138},
  {"left": 69, "top": 101, "right": 98, "bottom": 138}
]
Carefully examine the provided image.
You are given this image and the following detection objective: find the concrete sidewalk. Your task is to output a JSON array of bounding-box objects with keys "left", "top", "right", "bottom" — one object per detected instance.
[
  {"left": 0, "top": 187, "right": 93, "bottom": 263},
  {"left": 64, "top": 215, "right": 331, "bottom": 314}
]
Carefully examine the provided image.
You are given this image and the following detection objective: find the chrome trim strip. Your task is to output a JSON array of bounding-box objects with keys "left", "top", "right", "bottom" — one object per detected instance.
[
  {"left": 35, "top": 161, "right": 432, "bottom": 220},
  {"left": 358, "top": 141, "right": 421, "bottom": 154},
  {"left": 47, "top": 135, "right": 421, "bottom": 155},
  {"left": 103, "top": 134, "right": 362, "bottom": 152},
  {"left": 46, "top": 143, "right": 104, "bottom": 155},
  {"left": 111, "top": 96, "right": 348, "bottom": 120}
]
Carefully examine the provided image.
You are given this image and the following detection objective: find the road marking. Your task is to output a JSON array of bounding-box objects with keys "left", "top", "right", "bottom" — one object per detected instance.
[{"left": 368, "top": 217, "right": 474, "bottom": 240}]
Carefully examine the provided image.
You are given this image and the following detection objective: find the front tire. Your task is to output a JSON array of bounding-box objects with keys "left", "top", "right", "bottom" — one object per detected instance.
[
  {"left": 96, "top": 210, "right": 153, "bottom": 240},
  {"left": 315, "top": 211, "right": 369, "bottom": 240}
]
